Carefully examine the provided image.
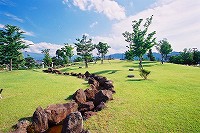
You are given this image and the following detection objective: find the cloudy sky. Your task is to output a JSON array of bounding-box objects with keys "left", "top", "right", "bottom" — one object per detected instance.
[{"left": 0, "top": 0, "right": 200, "bottom": 56}]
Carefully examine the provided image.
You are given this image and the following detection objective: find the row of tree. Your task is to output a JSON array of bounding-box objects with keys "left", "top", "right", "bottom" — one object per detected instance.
[
  {"left": 169, "top": 48, "right": 200, "bottom": 65},
  {"left": 41, "top": 35, "right": 111, "bottom": 68}
]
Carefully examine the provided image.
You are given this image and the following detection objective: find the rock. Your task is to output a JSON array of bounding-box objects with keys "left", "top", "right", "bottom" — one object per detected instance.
[
  {"left": 32, "top": 106, "right": 48, "bottom": 133},
  {"left": 61, "top": 112, "right": 83, "bottom": 133},
  {"left": 93, "top": 90, "right": 113, "bottom": 106},
  {"left": 78, "top": 101, "right": 95, "bottom": 112},
  {"left": 63, "top": 72, "right": 70, "bottom": 75},
  {"left": 52, "top": 69, "right": 62, "bottom": 74},
  {"left": 83, "top": 111, "right": 97, "bottom": 120},
  {"left": 94, "top": 102, "right": 106, "bottom": 112},
  {"left": 44, "top": 102, "right": 78, "bottom": 125},
  {"left": 88, "top": 78, "right": 99, "bottom": 89},
  {"left": 11, "top": 120, "right": 31, "bottom": 133},
  {"left": 98, "top": 77, "right": 107, "bottom": 86},
  {"left": 84, "top": 71, "right": 91, "bottom": 78},
  {"left": 129, "top": 68, "right": 134, "bottom": 71},
  {"left": 79, "top": 66, "right": 82, "bottom": 68},
  {"left": 71, "top": 72, "right": 78, "bottom": 76},
  {"left": 48, "top": 68, "right": 54, "bottom": 73},
  {"left": 84, "top": 88, "right": 99, "bottom": 101},
  {"left": 73, "top": 89, "right": 86, "bottom": 105},
  {"left": 127, "top": 74, "right": 134, "bottom": 78}
]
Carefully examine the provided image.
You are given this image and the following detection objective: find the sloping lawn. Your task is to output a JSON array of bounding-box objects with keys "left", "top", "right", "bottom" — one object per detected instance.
[{"left": 0, "top": 60, "right": 200, "bottom": 132}]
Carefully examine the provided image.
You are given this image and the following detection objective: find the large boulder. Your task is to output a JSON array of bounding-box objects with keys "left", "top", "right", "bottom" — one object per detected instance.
[
  {"left": 61, "top": 112, "right": 83, "bottom": 133},
  {"left": 32, "top": 106, "right": 48, "bottom": 133},
  {"left": 93, "top": 90, "right": 113, "bottom": 106},
  {"left": 101, "top": 81, "right": 115, "bottom": 93},
  {"left": 72, "top": 89, "right": 86, "bottom": 105},
  {"left": 84, "top": 71, "right": 91, "bottom": 78},
  {"left": 44, "top": 102, "right": 78, "bottom": 125},
  {"left": 88, "top": 78, "right": 99, "bottom": 90},
  {"left": 84, "top": 88, "right": 98, "bottom": 101},
  {"left": 78, "top": 101, "right": 95, "bottom": 113}
]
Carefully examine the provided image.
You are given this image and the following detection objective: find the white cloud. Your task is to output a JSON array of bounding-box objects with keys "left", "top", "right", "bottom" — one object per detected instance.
[
  {"left": 23, "top": 40, "right": 63, "bottom": 56},
  {"left": 21, "top": 29, "right": 35, "bottom": 37},
  {"left": 4, "top": 13, "right": 24, "bottom": 23},
  {"left": 90, "top": 21, "right": 98, "bottom": 28},
  {"left": 67, "top": 0, "right": 126, "bottom": 20},
  {"left": 92, "top": 0, "right": 200, "bottom": 54},
  {"left": 0, "top": 24, "right": 4, "bottom": 28}
]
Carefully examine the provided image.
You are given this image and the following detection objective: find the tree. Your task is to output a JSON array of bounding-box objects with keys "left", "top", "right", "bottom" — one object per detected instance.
[
  {"left": 122, "top": 15, "right": 156, "bottom": 69},
  {"left": 147, "top": 49, "right": 155, "bottom": 61},
  {"left": 124, "top": 50, "right": 134, "bottom": 60},
  {"left": 24, "top": 55, "right": 36, "bottom": 69},
  {"left": 0, "top": 25, "right": 28, "bottom": 71},
  {"left": 74, "top": 35, "right": 95, "bottom": 68},
  {"left": 156, "top": 38, "right": 173, "bottom": 64},
  {"left": 63, "top": 43, "right": 74, "bottom": 63},
  {"left": 41, "top": 49, "right": 52, "bottom": 67},
  {"left": 95, "top": 42, "right": 110, "bottom": 64},
  {"left": 192, "top": 48, "right": 200, "bottom": 65}
]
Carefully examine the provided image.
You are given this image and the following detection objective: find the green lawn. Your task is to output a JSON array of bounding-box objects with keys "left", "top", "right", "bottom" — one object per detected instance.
[{"left": 0, "top": 60, "right": 200, "bottom": 132}]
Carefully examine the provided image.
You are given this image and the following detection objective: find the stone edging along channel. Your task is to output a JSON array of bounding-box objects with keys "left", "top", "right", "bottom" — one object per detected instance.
[{"left": 12, "top": 68, "right": 116, "bottom": 133}]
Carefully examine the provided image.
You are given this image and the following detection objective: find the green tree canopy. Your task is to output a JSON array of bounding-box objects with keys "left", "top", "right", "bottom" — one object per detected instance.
[
  {"left": 41, "top": 49, "right": 52, "bottom": 67},
  {"left": 0, "top": 24, "right": 28, "bottom": 71},
  {"left": 156, "top": 38, "right": 173, "bottom": 64},
  {"left": 74, "top": 35, "right": 95, "bottom": 68},
  {"left": 95, "top": 42, "right": 110, "bottom": 64},
  {"left": 122, "top": 15, "right": 156, "bottom": 69}
]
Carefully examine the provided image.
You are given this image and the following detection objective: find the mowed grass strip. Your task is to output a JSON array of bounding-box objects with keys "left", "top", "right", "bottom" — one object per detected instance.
[{"left": 0, "top": 60, "right": 200, "bottom": 132}]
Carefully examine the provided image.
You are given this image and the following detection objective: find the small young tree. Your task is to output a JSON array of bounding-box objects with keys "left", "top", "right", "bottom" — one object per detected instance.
[
  {"left": 123, "top": 15, "right": 156, "bottom": 69},
  {"left": 156, "top": 38, "right": 173, "bottom": 64},
  {"left": 74, "top": 35, "right": 95, "bottom": 68},
  {"left": 41, "top": 49, "right": 52, "bottom": 67},
  {"left": 95, "top": 42, "right": 110, "bottom": 64},
  {"left": 0, "top": 25, "right": 28, "bottom": 71}
]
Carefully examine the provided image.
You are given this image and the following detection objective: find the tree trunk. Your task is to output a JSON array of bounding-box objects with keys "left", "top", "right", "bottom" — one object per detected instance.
[
  {"left": 9, "top": 58, "right": 12, "bottom": 71},
  {"left": 139, "top": 57, "right": 143, "bottom": 70},
  {"left": 161, "top": 54, "right": 164, "bottom": 64},
  {"left": 101, "top": 54, "right": 103, "bottom": 64},
  {"left": 85, "top": 59, "right": 88, "bottom": 68}
]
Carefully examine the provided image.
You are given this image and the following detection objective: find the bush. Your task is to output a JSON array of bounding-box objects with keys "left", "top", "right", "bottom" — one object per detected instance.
[{"left": 139, "top": 69, "right": 151, "bottom": 80}]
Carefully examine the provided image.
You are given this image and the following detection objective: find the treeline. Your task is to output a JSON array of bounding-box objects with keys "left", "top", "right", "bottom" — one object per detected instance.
[{"left": 169, "top": 48, "right": 200, "bottom": 65}]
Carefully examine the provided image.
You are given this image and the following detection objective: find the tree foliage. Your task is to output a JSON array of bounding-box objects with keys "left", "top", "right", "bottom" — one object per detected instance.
[
  {"left": 24, "top": 55, "right": 36, "bottom": 69},
  {"left": 156, "top": 38, "right": 173, "bottom": 64},
  {"left": 0, "top": 24, "right": 28, "bottom": 71},
  {"left": 74, "top": 35, "right": 95, "bottom": 68},
  {"left": 122, "top": 15, "right": 156, "bottom": 69},
  {"left": 95, "top": 42, "right": 110, "bottom": 64},
  {"left": 41, "top": 49, "right": 52, "bottom": 67},
  {"left": 169, "top": 48, "right": 200, "bottom": 65},
  {"left": 147, "top": 49, "right": 155, "bottom": 61}
]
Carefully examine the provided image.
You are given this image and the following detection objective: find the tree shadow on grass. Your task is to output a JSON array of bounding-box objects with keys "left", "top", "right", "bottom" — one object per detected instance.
[
  {"left": 60, "top": 67, "right": 79, "bottom": 72},
  {"left": 126, "top": 78, "right": 144, "bottom": 82},
  {"left": 93, "top": 70, "right": 120, "bottom": 75}
]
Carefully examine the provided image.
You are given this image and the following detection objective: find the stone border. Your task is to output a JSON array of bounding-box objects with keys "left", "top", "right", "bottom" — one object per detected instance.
[{"left": 12, "top": 69, "right": 115, "bottom": 133}]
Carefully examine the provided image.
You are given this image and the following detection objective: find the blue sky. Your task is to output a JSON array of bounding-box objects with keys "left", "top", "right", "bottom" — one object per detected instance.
[{"left": 1, "top": 0, "right": 200, "bottom": 55}]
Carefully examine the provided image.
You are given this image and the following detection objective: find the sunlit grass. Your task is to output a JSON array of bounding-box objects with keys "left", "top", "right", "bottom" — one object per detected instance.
[{"left": 0, "top": 60, "right": 200, "bottom": 132}]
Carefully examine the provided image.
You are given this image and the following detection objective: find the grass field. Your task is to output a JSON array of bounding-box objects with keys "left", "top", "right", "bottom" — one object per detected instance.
[{"left": 0, "top": 60, "right": 200, "bottom": 132}]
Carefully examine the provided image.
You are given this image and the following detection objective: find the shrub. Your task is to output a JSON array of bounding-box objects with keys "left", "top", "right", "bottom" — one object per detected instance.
[{"left": 139, "top": 69, "right": 151, "bottom": 80}]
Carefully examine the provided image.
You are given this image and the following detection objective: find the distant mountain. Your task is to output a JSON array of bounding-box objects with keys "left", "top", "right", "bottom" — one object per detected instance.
[
  {"left": 106, "top": 52, "right": 180, "bottom": 60},
  {"left": 24, "top": 51, "right": 180, "bottom": 61},
  {"left": 23, "top": 52, "right": 44, "bottom": 60}
]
